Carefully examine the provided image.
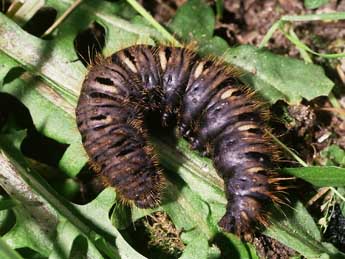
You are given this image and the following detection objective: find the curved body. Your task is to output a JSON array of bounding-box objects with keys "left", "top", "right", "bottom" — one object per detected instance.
[{"left": 76, "top": 45, "right": 284, "bottom": 239}]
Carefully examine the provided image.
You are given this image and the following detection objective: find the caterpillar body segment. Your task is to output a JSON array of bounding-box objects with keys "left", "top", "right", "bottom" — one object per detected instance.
[
  {"left": 76, "top": 55, "right": 163, "bottom": 209},
  {"left": 158, "top": 46, "right": 196, "bottom": 125}
]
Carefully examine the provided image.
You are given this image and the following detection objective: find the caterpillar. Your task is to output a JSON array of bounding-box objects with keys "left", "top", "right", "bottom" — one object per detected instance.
[{"left": 75, "top": 44, "right": 286, "bottom": 240}]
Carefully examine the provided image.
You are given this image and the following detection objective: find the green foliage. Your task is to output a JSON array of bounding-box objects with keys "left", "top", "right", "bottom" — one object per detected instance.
[
  {"left": 266, "top": 202, "right": 342, "bottom": 259},
  {"left": 0, "top": 0, "right": 344, "bottom": 258},
  {"left": 283, "top": 167, "right": 345, "bottom": 187},
  {"left": 0, "top": 237, "right": 24, "bottom": 259},
  {"left": 304, "top": 0, "right": 329, "bottom": 9},
  {"left": 0, "top": 131, "right": 145, "bottom": 259},
  {"left": 169, "top": 0, "right": 228, "bottom": 56},
  {"left": 321, "top": 145, "right": 345, "bottom": 167},
  {"left": 179, "top": 235, "right": 208, "bottom": 259},
  {"left": 259, "top": 12, "right": 345, "bottom": 59},
  {"left": 168, "top": 0, "right": 334, "bottom": 104},
  {"left": 225, "top": 45, "right": 333, "bottom": 104}
]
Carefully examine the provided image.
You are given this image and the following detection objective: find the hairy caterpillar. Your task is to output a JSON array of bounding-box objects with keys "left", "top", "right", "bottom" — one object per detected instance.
[{"left": 76, "top": 44, "right": 286, "bottom": 240}]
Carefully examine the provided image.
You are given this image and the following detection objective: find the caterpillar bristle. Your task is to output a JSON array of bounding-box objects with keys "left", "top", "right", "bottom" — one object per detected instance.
[
  {"left": 268, "top": 176, "right": 294, "bottom": 184},
  {"left": 76, "top": 43, "right": 291, "bottom": 241},
  {"left": 89, "top": 161, "right": 102, "bottom": 173},
  {"left": 271, "top": 195, "right": 290, "bottom": 207}
]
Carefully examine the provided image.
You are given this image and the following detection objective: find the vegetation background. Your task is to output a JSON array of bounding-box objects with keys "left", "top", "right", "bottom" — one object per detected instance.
[{"left": 1, "top": 0, "right": 345, "bottom": 258}]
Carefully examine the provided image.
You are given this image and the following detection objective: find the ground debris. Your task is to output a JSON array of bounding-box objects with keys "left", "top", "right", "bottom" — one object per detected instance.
[
  {"left": 143, "top": 211, "right": 185, "bottom": 257},
  {"left": 324, "top": 204, "right": 345, "bottom": 253},
  {"left": 254, "top": 234, "right": 296, "bottom": 259}
]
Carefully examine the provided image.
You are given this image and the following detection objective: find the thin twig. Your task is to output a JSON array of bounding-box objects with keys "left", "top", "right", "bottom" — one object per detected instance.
[
  {"left": 259, "top": 12, "right": 345, "bottom": 58},
  {"left": 6, "top": 0, "right": 23, "bottom": 17},
  {"left": 126, "top": 0, "right": 181, "bottom": 46},
  {"left": 42, "top": 0, "right": 83, "bottom": 37},
  {"left": 307, "top": 187, "right": 330, "bottom": 206},
  {"left": 330, "top": 187, "right": 345, "bottom": 203},
  {"left": 265, "top": 130, "right": 308, "bottom": 167},
  {"left": 336, "top": 64, "right": 345, "bottom": 85},
  {"left": 258, "top": 20, "right": 282, "bottom": 48}
]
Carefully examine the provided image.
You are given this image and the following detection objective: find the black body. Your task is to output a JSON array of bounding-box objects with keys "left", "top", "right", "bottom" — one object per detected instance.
[{"left": 76, "top": 45, "right": 284, "bottom": 239}]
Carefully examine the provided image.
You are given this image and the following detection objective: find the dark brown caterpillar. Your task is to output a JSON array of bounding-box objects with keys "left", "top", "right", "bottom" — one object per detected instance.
[{"left": 76, "top": 44, "right": 286, "bottom": 239}]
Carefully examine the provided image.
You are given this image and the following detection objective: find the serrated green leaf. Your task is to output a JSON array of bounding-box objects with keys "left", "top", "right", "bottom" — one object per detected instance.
[
  {"left": 0, "top": 131, "right": 147, "bottom": 259},
  {"left": 0, "top": 0, "right": 160, "bottom": 102},
  {"left": 0, "top": 13, "right": 83, "bottom": 103},
  {"left": 1, "top": 74, "right": 78, "bottom": 144},
  {"left": 51, "top": 179, "right": 80, "bottom": 201},
  {"left": 225, "top": 45, "right": 334, "bottom": 104},
  {"left": 199, "top": 36, "right": 228, "bottom": 56},
  {"left": 283, "top": 166, "right": 345, "bottom": 187},
  {"left": 0, "top": 133, "right": 58, "bottom": 256},
  {"left": 49, "top": 219, "right": 104, "bottom": 259},
  {"left": 0, "top": 61, "right": 88, "bottom": 176}
]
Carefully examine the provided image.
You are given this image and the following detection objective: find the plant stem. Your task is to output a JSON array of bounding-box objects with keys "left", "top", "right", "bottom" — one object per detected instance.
[
  {"left": 287, "top": 27, "right": 312, "bottom": 63},
  {"left": 330, "top": 187, "right": 345, "bottom": 202},
  {"left": 282, "top": 12, "right": 345, "bottom": 22},
  {"left": 266, "top": 130, "right": 308, "bottom": 167},
  {"left": 42, "top": 0, "right": 83, "bottom": 37},
  {"left": 126, "top": 0, "right": 181, "bottom": 46},
  {"left": 259, "top": 20, "right": 282, "bottom": 48},
  {"left": 259, "top": 12, "right": 345, "bottom": 58}
]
